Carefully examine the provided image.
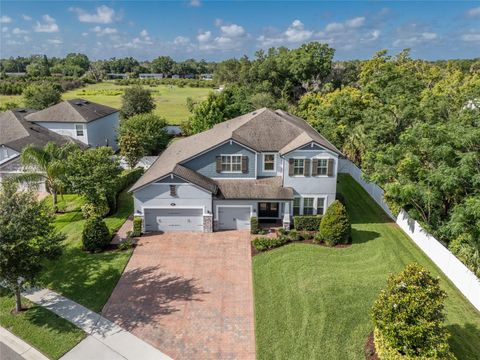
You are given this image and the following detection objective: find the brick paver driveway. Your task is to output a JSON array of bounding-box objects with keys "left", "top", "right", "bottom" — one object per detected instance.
[{"left": 102, "top": 231, "right": 255, "bottom": 360}]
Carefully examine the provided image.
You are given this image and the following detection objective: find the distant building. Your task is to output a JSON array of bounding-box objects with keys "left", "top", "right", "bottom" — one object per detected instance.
[
  {"left": 139, "top": 73, "right": 164, "bottom": 79},
  {"left": 201, "top": 74, "right": 213, "bottom": 81},
  {"left": 107, "top": 73, "right": 128, "bottom": 79},
  {"left": 5, "top": 72, "right": 26, "bottom": 77},
  {"left": 172, "top": 74, "right": 180, "bottom": 79}
]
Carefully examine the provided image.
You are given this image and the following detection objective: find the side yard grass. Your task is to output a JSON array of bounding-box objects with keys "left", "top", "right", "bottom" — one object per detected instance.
[
  {"left": 253, "top": 174, "right": 480, "bottom": 360},
  {"left": 0, "top": 288, "right": 85, "bottom": 359},
  {"left": 39, "top": 190, "right": 133, "bottom": 312}
]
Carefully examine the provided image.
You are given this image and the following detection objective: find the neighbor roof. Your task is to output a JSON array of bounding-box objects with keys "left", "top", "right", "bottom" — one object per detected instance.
[
  {"left": 25, "top": 99, "right": 118, "bottom": 123},
  {"left": 216, "top": 177, "right": 293, "bottom": 200},
  {"left": 0, "top": 109, "right": 79, "bottom": 153},
  {"left": 129, "top": 108, "right": 342, "bottom": 192}
]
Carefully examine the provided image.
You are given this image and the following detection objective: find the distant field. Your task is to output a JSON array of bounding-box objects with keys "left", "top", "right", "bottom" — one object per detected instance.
[{"left": 0, "top": 81, "right": 212, "bottom": 125}]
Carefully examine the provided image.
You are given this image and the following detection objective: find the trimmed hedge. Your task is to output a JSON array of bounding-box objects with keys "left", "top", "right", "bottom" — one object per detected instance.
[
  {"left": 250, "top": 216, "right": 259, "bottom": 234},
  {"left": 82, "top": 216, "right": 111, "bottom": 252},
  {"left": 106, "top": 168, "right": 144, "bottom": 214},
  {"left": 252, "top": 236, "right": 289, "bottom": 251},
  {"left": 293, "top": 215, "right": 322, "bottom": 231},
  {"left": 319, "top": 200, "right": 351, "bottom": 246},
  {"left": 133, "top": 216, "right": 142, "bottom": 236}
]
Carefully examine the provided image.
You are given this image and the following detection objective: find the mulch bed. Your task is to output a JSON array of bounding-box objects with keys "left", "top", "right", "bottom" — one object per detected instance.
[
  {"left": 250, "top": 235, "right": 352, "bottom": 257},
  {"left": 364, "top": 332, "right": 379, "bottom": 360}
]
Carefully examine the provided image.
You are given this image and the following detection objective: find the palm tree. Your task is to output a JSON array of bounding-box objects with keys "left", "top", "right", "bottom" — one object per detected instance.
[
  {"left": 16, "top": 142, "right": 77, "bottom": 212},
  {"left": 342, "top": 125, "right": 367, "bottom": 166}
]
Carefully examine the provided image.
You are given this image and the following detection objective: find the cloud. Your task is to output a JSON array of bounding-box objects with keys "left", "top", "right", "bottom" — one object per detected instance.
[
  {"left": 70, "top": 5, "right": 116, "bottom": 24},
  {"left": 220, "top": 24, "right": 245, "bottom": 37},
  {"left": 22, "top": 14, "right": 32, "bottom": 21},
  {"left": 345, "top": 17, "right": 365, "bottom": 28},
  {"left": 258, "top": 19, "right": 312, "bottom": 46},
  {"left": 34, "top": 15, "right": 59, "bottom": 33},
  {"left": 393, "top": 32, "right": 437, "bottom": 47},
  {"left": 461, "top": 33, "right": 480, "bottom": 42},
  {"left": 0, "top": 15, "right": 12, "bottom": 24},
  {"left": 47, "top": 39, "right": 62, "bottom": 45},
  {"left": 467, "top": 7, "right": 480, "bottom": 18},
  {"left": 113, "top": 30, "right": 153, "bottom": 49},
  {"left": 189, "top": 0, "right": 201, "bottom": 7},
  {"left": 392, "top": 23, "right": 438, "bottom": 47},
  {"left": 12, "top": 27, "right": 29, "bottom": 35},
  {"left": 91, "top": 26, "right": 118, "bottom": 36},
  {"left": 197, "top": 30, "right": 212, "bottom": 42},
  {"left": 197, "top": 23, "right": 248, "bottom": 51}
]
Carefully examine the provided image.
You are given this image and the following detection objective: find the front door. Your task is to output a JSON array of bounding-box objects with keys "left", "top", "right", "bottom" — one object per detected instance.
[{"left": 258, "top": 202, "right": 279, "bottom": 218}]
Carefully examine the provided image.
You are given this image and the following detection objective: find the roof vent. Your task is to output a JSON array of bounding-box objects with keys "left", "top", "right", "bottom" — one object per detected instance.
[
  {"left": 75, "top": 102, "right": 83, "bottom": 106},
  {"left": 252, "top": 112, "right": 257, "bottom": 115},
  {"left": 82, "top": 100, "right": 90, "bottom": 104},
  {"left": 17, "top": 109, "right": 26, "bottom": 113}
]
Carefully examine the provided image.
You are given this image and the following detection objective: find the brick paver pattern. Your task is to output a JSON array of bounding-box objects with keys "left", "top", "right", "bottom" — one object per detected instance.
[{"left": 102, "top": 230, "right": 256, "bottom": 360}]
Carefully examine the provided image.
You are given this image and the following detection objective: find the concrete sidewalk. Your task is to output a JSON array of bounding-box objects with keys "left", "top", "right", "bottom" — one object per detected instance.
[
  {"left": 0, "top": 326, "right": 48, "bottom": 360},
  {"left": 23, "top": 288, "right": 172, "bottom": 360}
]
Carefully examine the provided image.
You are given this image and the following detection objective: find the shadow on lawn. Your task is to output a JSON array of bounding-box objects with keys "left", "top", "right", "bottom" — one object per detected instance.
[
  {"left": 102, "top": 265, "right": 208, "bottom": 331},
  {"left": 351, "top": 228, "right": 381, "bottom": 244},
  {"left": 448, "top": 323, "right": 480, "bottom": 360}
]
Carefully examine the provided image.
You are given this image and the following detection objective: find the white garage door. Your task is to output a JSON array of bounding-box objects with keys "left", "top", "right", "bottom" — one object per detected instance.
[
  {"left": 144, "top": 208, "right": 203, "bottom": 232},
  {"left": 218, "top": 207, "right": 251, "bottom": 230}
]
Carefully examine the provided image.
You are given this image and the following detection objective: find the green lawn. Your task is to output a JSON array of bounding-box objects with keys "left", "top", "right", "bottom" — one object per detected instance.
[
  {"left": 40, "top": 191, "right": 133, "bottom": 312},
  {"left": 253, "top": 174, "right": 480, "bottom": 360},
  {"left": 0, "top": 288, "right": 85, "bottom": 359},
  {"left": 0, "top": 82, "right": 212, "bottom": 124}
]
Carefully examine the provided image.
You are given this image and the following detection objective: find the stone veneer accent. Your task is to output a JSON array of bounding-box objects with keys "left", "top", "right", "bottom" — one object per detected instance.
[{"left": 203, "top": 214, "right": 213, "bottom": 233}]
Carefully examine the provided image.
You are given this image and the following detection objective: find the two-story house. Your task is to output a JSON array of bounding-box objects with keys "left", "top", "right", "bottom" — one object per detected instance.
[
  {"left": 25, "top": 99, "right": 120, "bottom": 151},
  {"left": 130, "top": 108, "right": 343, "bottom": 232}
]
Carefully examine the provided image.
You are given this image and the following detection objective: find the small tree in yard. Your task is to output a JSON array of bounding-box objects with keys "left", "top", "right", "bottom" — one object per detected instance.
[
  {"left": 319, "top": 200, "right": 351, "bottom": 246},
  {"left": 0, "top": 181, "right": 64, "bottom": 312},
  {"left": 64, "top": 147, "right": 121, "bottom": 214},
  {"left": 23, "top": 83, "right": 62, "bottom": 110},
  {"left": 119, "top": 131, "right": 144, "bottom": 169},
  {"left": 82, "top": 216, "right": 111, "bottom": 252},
  {"left": 120, "top": 85, "right": 155, "bottom": 119},
  {"left": 371, "top": 263, "right": 454, "bottom": 359}
]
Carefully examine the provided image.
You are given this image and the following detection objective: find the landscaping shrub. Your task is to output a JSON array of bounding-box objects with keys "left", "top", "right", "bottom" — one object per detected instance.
[
  {"left": 118, "top": 238, "right": 134, "bottom": 251},
  {"left": 252, "top": 236, "right": 289, "bottom": 251},
  {"left": 314, "top": 232, "right": 323, "bottom": 244},
  {"left": 301, "top": 231, "right": 314, "bottom": 240},
  {"left": 133, "top": 216, "right": 142, "bottom": 236},
  {"left": 250, "top": 216, "right": 259, "bottom": 234},
  {"left": 288, "top": 229, "right": 300, "bottom": 241},
  {"left": 257, "top": 228, "right": 268, "bottom": 235},
  {"left": 371, "top": 263, "right": 455, "bottom": 359},
  {"left": 319, "top": 200, "right": 351, "bottom": 246},
  {"left": 293, "top": 215, "right": 322, "bottom": 231},
  {"left": 82, "top": 216, "right": 111, "bottom": 252},
  {"left": 106, "top": 168, "right": 144, "bottom": 214},
  {"left": 277, "top": 227, "right": 288, "bottom": 236},
  {"left": 81, "top": 201, "right": 109, "bottom": 219}
]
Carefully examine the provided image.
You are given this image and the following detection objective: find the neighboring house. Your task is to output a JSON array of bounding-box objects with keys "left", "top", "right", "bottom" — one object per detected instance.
[
  {"left": 25, "top": 99, "right": 120, "bottom": 151},
  {"left": 0, "top": 108, "right": 80, "bottom": 189},
  {"left": 139, "top": 73, "right": 164, "bottom": 79},
  {"left": 130, "top": 108, "right": 343, "bottom": 233},
  {"left": 200, "top": 73, "right": 213, "bottom": 81}
]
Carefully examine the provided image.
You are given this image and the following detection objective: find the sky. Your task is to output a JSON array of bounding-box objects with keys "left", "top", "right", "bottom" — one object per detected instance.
[{"left": 0, "top": 1, "right": 479, "bottom": 61}]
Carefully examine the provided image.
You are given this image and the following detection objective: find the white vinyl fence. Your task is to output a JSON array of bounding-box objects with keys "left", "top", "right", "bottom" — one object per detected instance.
[{"left": 338, "top": 158, "right": 480, "bottom": 311}]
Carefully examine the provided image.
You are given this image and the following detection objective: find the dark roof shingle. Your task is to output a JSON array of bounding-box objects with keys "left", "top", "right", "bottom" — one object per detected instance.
[{"left": 215, "top": 177, "right": 293, "bottom": 200}]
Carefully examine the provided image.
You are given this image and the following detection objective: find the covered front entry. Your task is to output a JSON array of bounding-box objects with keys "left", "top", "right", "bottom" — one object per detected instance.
[
  {"left": 144, "top": 208, "right": 204, "bottom": 232},
  {"left": 217, "top": 206, "right": 251, "bottom": 230},
  {"left": 258, "top": 202, "right": 281, "bottom": 223}
]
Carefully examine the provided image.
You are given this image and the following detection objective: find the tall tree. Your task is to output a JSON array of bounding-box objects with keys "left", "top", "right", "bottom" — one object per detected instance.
[
  {"left": 120, "top": 85, "right": 155, "bottom": 119},
  {"left": 23, "top": 82, "right": 62, "bottom": 110},
  {"left": 0, "top": 181, "right": 64, "bottom": 312},
  {"left": 16, "top": 142, "right": 78, "bottom": 211}
]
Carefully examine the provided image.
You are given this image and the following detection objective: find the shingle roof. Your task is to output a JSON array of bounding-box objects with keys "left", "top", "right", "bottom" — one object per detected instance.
[
  {"left": 129, "top": 108, "right": 342, "bottom": 192},
  {"left": 25, "top": 99, "right": 118, "bottom": 123},
  {"left": 173, "top": 164, "right": 218, "bottom": 193},
  {"left": 0, "top": 109, "right": 80, "bottom": 153},
  {"left": 215, "top": 177, "right": 293, "bottom": 200}
]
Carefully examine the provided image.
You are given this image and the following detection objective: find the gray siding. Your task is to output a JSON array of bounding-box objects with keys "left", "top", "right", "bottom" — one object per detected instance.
[
  {"left": 86, "top": 113, "right": 119, "bottom": 151},
  {"left": 133, "top": 179, "right": 212, "bottom": 216},
  {"left": 282, "top": 149, "right": 338, "bottom": 208},
  {"left": 36, "top": 121, "right": 88, "bottom": 144},
  {"left": 182, "top": 141, "right": 256, "bottom": 178}
]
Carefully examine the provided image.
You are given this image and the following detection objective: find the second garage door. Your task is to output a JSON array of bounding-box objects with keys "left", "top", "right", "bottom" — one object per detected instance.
[
  {"left": 144, "top": 208, "right": 204, "bottom": 232},
  {"left": 218, "top": 207, "right": 251, "bottom": 230}
]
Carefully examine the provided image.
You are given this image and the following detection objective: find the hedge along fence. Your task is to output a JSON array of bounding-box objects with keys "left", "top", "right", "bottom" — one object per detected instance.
[{"left": 338, "top": 158, "right": 480, "bottom": 311}]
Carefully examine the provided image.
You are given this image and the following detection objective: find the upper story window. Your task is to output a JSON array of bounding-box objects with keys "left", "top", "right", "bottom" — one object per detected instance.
[
  {"left": 293, "top": 159, "right": 305, "bottom": 176},
  {"left": 263, "top": 153, "right": 276, "bottom": 172},
  {"left": 317, "top": 159, "right": 328, "bottom": 176},
  {"left": 75, "top": 124, "right": 84, "bottom": 137},
  {"left": 221, "top": 155, "right": 242, "bottom": 173}
]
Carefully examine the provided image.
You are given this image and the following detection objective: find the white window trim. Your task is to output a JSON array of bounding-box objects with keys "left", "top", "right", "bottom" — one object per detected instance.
[
  {"left": 292, "top": 158, "right": 306, "bottom": 177},
  {"left": 293, "top": 195, "right": 328, "bottom": 215},
  {"left": 314, "top": 157, "right": 329, "bottom": 177},
  {"left": 262, "top": 153, "right": 276, "bottom": 172},
  {"left": 75, "top": 124, "right": 84, "bottom": 137},
  {"left": 220, "top": 154, "right": 243, "bottom": 173}
]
